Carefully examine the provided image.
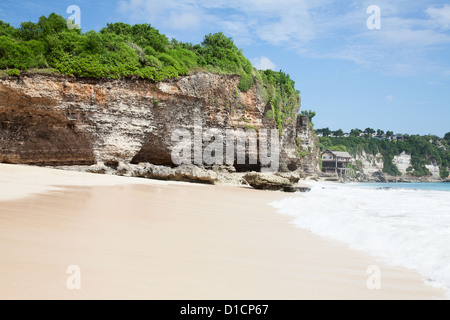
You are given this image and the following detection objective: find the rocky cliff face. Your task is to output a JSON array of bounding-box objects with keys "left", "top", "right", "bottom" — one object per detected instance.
[
  {"left": 0, "top": 73, "right": 319, "bottom": 178},
  {"left": 351, "top": 150, "right": 445, "bottom": 182},
  {"left": 295, "top": 115, "right": 321, "bottom": 175},
  {"left": 393, "top": 152, "right": 412, "bottom": 174},
  {"left": 355, "top": 151, "right": 384, "bottom": 176}
]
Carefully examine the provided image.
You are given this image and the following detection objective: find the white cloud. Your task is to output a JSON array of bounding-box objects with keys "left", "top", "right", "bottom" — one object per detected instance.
[
  {"left": 310, "top": 2, "right": 450, "bottom": 75},
  {"left": 117, "top": 0, "right": 204, "bottom": 30},
  {"left": 373, "top": 16, "right": 450, "bottom": 47},
  {"left": 386, "top": 95, "right": 394, "bottom": 101},
  {"left": 427, "top": 4, "right": 450, "bottom": 30},
  {"left": 117, "top": 0, "right": 331, "bottom": 46},
  {"left": 251, "top": 56, "right": 277, "bottom": 70},
  {"left": 116, "top": 0, "right": 450, "bottom": 75},
  {"left": 168, "top": 12, "right": 202, "bottom": 30}
]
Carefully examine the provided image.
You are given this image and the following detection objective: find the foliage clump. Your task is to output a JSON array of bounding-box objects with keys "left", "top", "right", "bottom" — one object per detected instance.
[
  {"left": 319, "top": 133, "right": 450, "bottom": 178},
  {"left": 0, "top": 14, "right": 302, "bottom": 133},
  {"left": 0, "top": 15, "right": 253, "bottom": 87},
  {"left": 7, "top": 68, "right": 20, "bottom": 76},
  {"left": 258, "top": 69, "right": 300, "bottom": 133}
]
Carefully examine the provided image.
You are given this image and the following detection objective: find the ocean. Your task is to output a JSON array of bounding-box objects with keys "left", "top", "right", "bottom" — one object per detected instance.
[
  {"left": 358, "top": 182, "right": 450, "bottom": 192},
  {"left": 270, "top": 181, "right": 450, "bottom": 298}
]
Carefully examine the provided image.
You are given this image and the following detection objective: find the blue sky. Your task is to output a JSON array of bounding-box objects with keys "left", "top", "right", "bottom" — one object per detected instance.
[{"left": 1, "top": 0, "right": 449, "bottom": 137}]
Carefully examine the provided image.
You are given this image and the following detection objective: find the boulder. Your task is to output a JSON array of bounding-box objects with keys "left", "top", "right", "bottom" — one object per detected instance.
[
  {"left": 275, "top": 171, "right": 301, "bottom": 184},
  {"left": 243, "top": 173, "right": 296, "bottom": 192},
  {"left": 372, "top": 171, "right": 387, "bottom": 183},
  {"left": 132, "top": 164, "right": 219, "bottom": 185}
]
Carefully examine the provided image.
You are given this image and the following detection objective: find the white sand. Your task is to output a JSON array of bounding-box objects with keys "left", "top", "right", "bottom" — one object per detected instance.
[
  {"left": 0, "top": 163, "right": 172, "bottom": 202},
  {"left": 0, "top": 164, "right": 445, "bottom": 299}
]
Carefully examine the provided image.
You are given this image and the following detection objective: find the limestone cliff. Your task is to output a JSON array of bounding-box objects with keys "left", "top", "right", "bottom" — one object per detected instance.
[
  {"left": 0, "top": 73, "right": 319, "bottom": 179},
  {"left": 393, "top": 152, "right": 412, "bottom": 174},
  {"left": 356, "top": 151, "right": 384, "bottom": 177},
  {"left": 352, "top": 150, "right": 445, "bottom": 182}
]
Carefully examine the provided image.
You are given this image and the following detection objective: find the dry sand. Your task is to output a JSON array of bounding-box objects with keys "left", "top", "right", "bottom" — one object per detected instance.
[{"left": 0, "top": 164, "right": 445, "bottom": 300}]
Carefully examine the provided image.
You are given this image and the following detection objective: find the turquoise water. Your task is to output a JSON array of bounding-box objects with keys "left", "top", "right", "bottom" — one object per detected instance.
[{"left": 358, "top": 182, "right": 450, "bottom": 192}]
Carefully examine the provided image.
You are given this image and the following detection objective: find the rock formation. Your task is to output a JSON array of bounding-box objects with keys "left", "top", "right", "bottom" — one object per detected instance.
[
  {"left": 0, "top": 73, "right": 320, "bottom": 188},
  {"left": 243, "top": 172, "right": 297, "bottom": 192},
  {"left": 349, "top": 150, "right": 445, "bottom": 183}
]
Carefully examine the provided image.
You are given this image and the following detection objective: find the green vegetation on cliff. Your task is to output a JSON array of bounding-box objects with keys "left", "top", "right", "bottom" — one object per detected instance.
[
  {"left": 0, "top": 13, "right": 300, "bottom": 132},
  {"left": 258, "top": 69, "right": 301, "bottom": 132},
  {"left": 318, "top": 130, "right": 450, "bottom": 178}
]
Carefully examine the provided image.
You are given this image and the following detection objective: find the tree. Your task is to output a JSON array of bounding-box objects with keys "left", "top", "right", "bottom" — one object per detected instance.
[
  {"left": 18, "top": 21, "right": 41, "bottom": 41},
  {"left": 0, "top": 21, "right": 17, "bottom": 37},
  {"left": 350, "top": 129, "right": 362, "bottom": 137},
  {"left": 440, "top": 167, "right": 449, "bottom": 179},
  {"left": 329, "top": 145, "right": 347, "bottom": 152},
  {"left": 386, "top": 131, "right": 394, "bottom": 138},
  {"left": 444, "top": 132, "right": 450, "bottom": 142},
  {"left": 365, "top": 128, "right": 375, "bottom": 135},
  {"left": 101, "top": 22, "right": 132, "bottom": 36},
  {"left": 316, "top": 127, "right": 331, "bottom": 137},
  {"left": 383, "top": 155, "right": 401, "bottom": 176},
  {"left": 0, "top": 36, "right": 45, "bottom": 70},
  {"left": 197, "top": 32, "right": 254, "bottom": 91},
  {"left": 202, "top": 32, "right": 236, "bottom": 51},
  {"left": 300, "top": 110, "right": 316, "bottom": 122},
  {"left": 17, "top": 13, "right": 66, "bottom": 41},
  {"left": 333, "top": 129, "right": 344, "bottom": 137},
  {"left": 319, "top": 136, "right": 332, "bottom": 149},
  {"left": 131, "top": 24, "right": 169, "bottom": 52},
  {"left": 38, "top": 13, "right": 66, "bottom": 37}
]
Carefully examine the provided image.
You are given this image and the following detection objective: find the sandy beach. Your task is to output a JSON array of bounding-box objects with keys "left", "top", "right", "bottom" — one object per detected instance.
[{"left": 0, "top": 164, "right": 445, "bottom": 300}]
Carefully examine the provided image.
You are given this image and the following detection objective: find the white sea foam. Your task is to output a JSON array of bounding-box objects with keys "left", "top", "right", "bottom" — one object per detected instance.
[{"left": 270, "top": 182, "right": 450, "bottom": 298}]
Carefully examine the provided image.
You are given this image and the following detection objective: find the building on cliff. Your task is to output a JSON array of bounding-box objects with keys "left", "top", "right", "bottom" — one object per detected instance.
[{"left": 321, "top": 150, "right": 354, "bottom": 176}]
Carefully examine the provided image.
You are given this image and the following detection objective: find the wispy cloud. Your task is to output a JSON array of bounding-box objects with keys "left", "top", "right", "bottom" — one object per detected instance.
[
  {"left": 251, "top": 56, "right": 277, "bottom": 70},
  {"left": 116, "top": 0, "right": 450, "bottom": 75},
  {"left": 304, "top": 2, "right": 450, "bottom": 75},
  {"left": 117, "top": 0, "right": 331, "bottom": 44},
  {"left": 427, "top": 4, "right": 450, "bottom": 30}
]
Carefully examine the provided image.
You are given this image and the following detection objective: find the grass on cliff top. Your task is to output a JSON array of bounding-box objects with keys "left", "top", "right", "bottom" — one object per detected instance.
[
  {"left": 0, "top": 13, "right": 301, "bottom": 132},
  {"left": 0, "top": 15, "right": 253, "bottom": 90},
  {"left": 0, "top": 68, "right": 58, "bottom": 79}
]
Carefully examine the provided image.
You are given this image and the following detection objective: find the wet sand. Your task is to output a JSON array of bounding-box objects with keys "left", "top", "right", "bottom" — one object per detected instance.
[{"left": 0, "top": 164, "right": 445, "bottom": 299}]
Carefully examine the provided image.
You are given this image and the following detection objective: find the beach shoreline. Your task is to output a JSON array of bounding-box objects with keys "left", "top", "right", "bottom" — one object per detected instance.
[{"left": 0, "top": 164, "right": 445, "bottom": 300}]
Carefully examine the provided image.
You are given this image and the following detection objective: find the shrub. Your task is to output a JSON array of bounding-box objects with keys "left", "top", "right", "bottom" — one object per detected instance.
[
  {"left": 7, "top": 68, "right": 20, "bottom": 76},
  {"left": 0, "top": 13, "right": 301, "bottom": 114},
  {"left": 382, "top": 155, "right": 402, "bottom": 176},
  {"left": 238, "top": 72, "right": 254, "bottom": 92},
  {"left": 440, "top": 167, "right": 449, "bottom": 179}
]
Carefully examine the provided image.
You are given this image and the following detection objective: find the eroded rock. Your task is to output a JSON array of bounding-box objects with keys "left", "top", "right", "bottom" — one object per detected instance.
[{"left": 243, "top": 172, "right": 296, "bottom": 192}]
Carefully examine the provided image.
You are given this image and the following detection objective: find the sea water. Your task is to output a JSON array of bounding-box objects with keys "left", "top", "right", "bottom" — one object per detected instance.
[
  {"left": 270, "top": 182, "right": 450, "bottom": 298},
  {"left": 359, "top": 182, "right": 450, "bottom": 192}
]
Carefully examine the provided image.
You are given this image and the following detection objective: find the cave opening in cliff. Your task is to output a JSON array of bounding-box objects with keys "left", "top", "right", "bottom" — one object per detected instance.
[
  {"left": 287, "top": 161, "right": 298, "bottom": 172},
  {"left": 233, "top": 160, "right": 262, "bottom": 173}
]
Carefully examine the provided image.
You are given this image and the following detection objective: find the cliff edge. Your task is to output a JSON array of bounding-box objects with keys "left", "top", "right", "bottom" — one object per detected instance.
[{"left": 0, "top": 73, "right": 320, "bottom": 183}]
